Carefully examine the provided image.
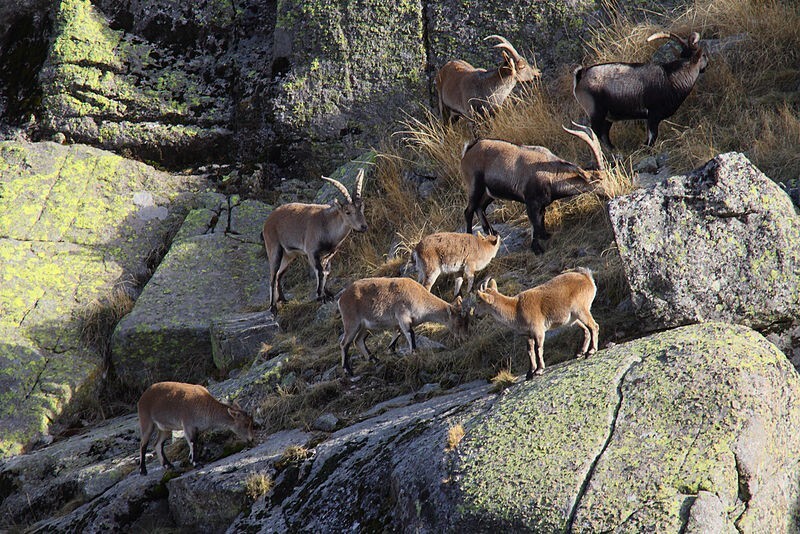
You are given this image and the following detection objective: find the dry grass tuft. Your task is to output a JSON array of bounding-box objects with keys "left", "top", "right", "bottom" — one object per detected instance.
[
  {"left": 245, "top": 472, "right": 274, "bottom": 500},
  {"left": 490, "top": 369, "right": 518, "bottom": 393},
  {"left": 276, "top": 445, "right": 312, "bottom": 469},
  {"left": 446, "top": 424, "right": 466, "bottom": 451}
]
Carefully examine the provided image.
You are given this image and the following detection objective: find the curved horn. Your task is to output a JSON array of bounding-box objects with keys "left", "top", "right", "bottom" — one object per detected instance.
[
  {"left": 321, "top": 175, "right": 352, "bottom": 203},
  {"left": 484, "top": 35, "right": 523, "bottom": 61},
  {"left": 646, "top": 31, "right": 690, "bottom": 50},
  {"left": 563, "top": 121, "right": 605, "bottom": 173},
  {"left": 354, "top": 169, "right": 364, "bottom": 200}
]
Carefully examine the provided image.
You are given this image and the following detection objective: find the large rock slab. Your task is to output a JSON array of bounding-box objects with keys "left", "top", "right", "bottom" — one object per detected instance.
[
  {"left": 230, "top": 323, "right": 800, "bottom": 533},
  {"left": 111, "top": 194, "right": 272, "bottom": 389},
  {"left": 609, "top": 152, "right": 800, "bottom": 331},
  {"left": 38, "top": 0, "right": 235, "bottom": 167},
  {"left": 0, "top": 140, "right": 204, "bottom": 457}
]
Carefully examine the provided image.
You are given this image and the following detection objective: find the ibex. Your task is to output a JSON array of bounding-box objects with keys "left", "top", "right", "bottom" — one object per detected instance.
[
  {"left": 413, "top": 231, "right": 501, "bottom": 297},
  {"left": 476, "top": 269, "right": 599, "bottom": 380},
  {"left": 262, "top": 170, "right": 367, "bottom": 312},
  {"left": 461, "top": 122, "right": 606, "bottom": 254},
  {"left": 138, "top": 381, "right": 254, "bottom": 475},
  {"left": 436, "top": 35, "right": 540, "bottom": 124},
  {"left": 573, "top": 31, "right": 708, "bottom": 148},
  {"left": 337, "top": 277, "right": 469, "bottom": 376}
]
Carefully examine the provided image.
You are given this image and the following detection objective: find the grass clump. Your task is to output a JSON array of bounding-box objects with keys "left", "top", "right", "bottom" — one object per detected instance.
[
  {"left": 245, "top": 472, "right": 274, "bottom": 500},
  {"left": 446, "top": 424, "right": 466, "bottom": 451},
  {"left": 490, "top": 369, "right": 518, "bottom": 393}
]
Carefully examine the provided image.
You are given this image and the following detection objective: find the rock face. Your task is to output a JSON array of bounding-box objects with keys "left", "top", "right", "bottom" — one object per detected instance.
[
  {"left": 233, "top": 323, "right": 800, "bottom": 532},
  {"left": 0, "top": 140, "right": 204, "bottom": 457},
  {"left": 609, "top": 152, "right": 800, "bottom": 331},
  {"left": 111, "top": 193, "right": 273, "bottom": 389},
  {"left": 4, "top": 323, "right": 799, "bottom": 532},
  {"left": 2, "top": 0, "right": 687, "bottom": 176},
  {"left": 38, "top": 0, "right": 237, "bottom": 167}
]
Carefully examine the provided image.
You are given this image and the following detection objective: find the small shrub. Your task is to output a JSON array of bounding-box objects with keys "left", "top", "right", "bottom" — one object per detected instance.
[
  {"left": 275, "top": 445, "right": 312, "bottom": 469},
  {"left": 446, "top": 424, "right": 465, "bottom": 451},
  {"left": 490, "top": 369, "right": 518, "bottom": 393},
  {"left": 245, "top": 472, "right": 274, "bottom": 500}
]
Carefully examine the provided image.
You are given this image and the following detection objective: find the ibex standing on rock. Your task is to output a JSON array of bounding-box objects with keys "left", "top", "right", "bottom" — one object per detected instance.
[
  {"left": 138, "top": 381, "right": 254, "bottom": 475},
  {"left": 262, "top": 170, "right": 367, "bottom": 312},
  {"left": 476, "top": 269, "right": 599, "bottom": 379},
  {"left": 436, "top": 35, "right": 540, "bottom": 124},
  {"left": 461, "top": 122, "right": 606, "bottom": 254},
  {"left": 573, "top": 31, "right": 708, "bottom": 148}
]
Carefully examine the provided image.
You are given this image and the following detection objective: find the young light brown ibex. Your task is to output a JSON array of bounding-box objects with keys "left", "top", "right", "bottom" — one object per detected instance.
[
  {"left": 262, "top": 169, "right": 367, "bottom": 312},
  {"left": 413, "top": 231, "right": 501, "bottom": 297},
  {"left": 436, "top": 35, "right": 540, "bottom": 124},
  {"left": 337, "top": 277, "right": 469, "bottom": 376},
  {"left": 573, "top": 31, "right": 708, "bottom": 148},
  {"left": 461, "top": 122, "right": 606, "bottom": 254},
  {"left": 476, "top": 269, "right": 599, "bottom": 380},
  {"left": 138, "top": 381, "right": 254, "bottom": 475}
]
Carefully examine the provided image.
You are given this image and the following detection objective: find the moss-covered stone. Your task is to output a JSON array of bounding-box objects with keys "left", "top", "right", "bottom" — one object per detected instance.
[
  {"left": 609, "top": 152, "right": 800, "bottom": 331},
  {"left": 0, "top": 140, "right": 205, "bottom": 457},
  {"left": 453, "top": 322, "right": 800, "bottom": 533},
  {"left": 111, "top": 197, "right": 272, "bottom": 389},
  {"left": 38, "top": 0, "right": 235, "bottom": 167}
]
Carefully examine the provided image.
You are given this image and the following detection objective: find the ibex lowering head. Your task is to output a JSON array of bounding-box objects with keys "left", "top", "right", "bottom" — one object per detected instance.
[
  {"left": 461, "top": 122, "right": 606, "bottom": 254},
  {"left": 476, "top": 269, "right": 599, "bottom": 379},
  {"left": 436, "top": 35, "right": 540, "bottom": 124},
  {"left": 573, "top": 31, "right": 708, "bottom": 148},
  {"left": 337, "top": 277, "right": 469, "bottom": 376},
  {"left": 413, "top": 231, "right": 501, "bottom": 297},
  {"left": 262, "top": 170, "right": 367, "bottom": 312},
  {"left": 138, "top": 381, "right": 254, "bottom": 475}
]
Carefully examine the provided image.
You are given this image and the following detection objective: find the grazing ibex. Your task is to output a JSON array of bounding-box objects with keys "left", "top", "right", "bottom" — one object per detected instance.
[
  {"left": 573, "top": 31, "right": 708, "bottom": 148},
  {"left": 138, "top": 381, "right": 254, "bottom": 475},
  {"left": 461, "top": 122, "right": 606, "bottom": 254},
  {"left": 436, "top": 35, "right": 540, "bottom": 124},
  {"left": 337, "top": 277, "right": 469, "bottom": 376},
  {"left": 413, "top": 231, "right": 501, "bottom": 297},
  {"left": 262, "top": 170, "right": 367, "bottom": 312},
  {"left": 476, "top": 269, "right": 599, "bottom": 379}
]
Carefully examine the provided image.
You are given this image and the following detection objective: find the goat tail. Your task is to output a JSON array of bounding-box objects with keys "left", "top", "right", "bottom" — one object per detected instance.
[
  {"left": 573, "top": 266, "right": 593, "bottom": 279},
  {"left": 573, "top": 66, "right": 584, "bottom": 97}
]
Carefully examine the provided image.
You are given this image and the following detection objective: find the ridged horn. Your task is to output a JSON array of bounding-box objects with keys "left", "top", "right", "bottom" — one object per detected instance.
[{"left": 321, "top": 175, "right": 352, "bottom": 203}]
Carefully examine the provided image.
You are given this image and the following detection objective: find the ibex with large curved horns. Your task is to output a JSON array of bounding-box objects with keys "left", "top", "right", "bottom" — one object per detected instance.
[
  {"left": 262, "top": 169, "right": 367, "bottom": 312},
  {"left": 573, "top": 31, "right": 708, "bottom": 148},
  {"left": 435, "top": 35, "right": 540, "bottom": 124},
  {"left": 461, "top": 122, "right": 606, "bottom": 254}
]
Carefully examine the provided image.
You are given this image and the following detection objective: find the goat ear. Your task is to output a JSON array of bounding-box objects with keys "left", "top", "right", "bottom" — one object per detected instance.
[
  {"left": 454, "top": 295, "right": 463, "bottom": 309},
  {"left": 689, "top": 32, "right": 700, "bottom": 46},
  {"left": 489, "top": 279, "right": 498, "bottom": 291}
]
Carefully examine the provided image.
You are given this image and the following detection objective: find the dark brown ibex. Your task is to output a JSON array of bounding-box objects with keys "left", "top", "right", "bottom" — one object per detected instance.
[
  {"left": 461, "top": 123, "right": 606, "bottom": 254},
  {"left": 573, "top": 31, "right": 708, "bottom": 148}
]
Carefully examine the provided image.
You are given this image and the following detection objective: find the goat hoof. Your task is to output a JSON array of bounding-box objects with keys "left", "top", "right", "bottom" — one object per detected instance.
[
  {"left": 140, "top": 467, "right": 148, "bottom": 476},
  {"left": 534, "top": 368, "right": 544, "bottom": 376},
  {"left": 525, "top": 371, "right": 534, "bottom": 380}
]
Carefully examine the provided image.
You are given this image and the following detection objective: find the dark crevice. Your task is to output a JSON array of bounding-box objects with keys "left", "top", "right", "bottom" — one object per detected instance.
[
  {"left": 421, "top": 0, "right": 436, "bottom": 109},
  {"left": 565, "top": 357, "right": 641, "bottom": 533},
  {"left": 732, "top": 454, "right": 751, "bottom": 533}
]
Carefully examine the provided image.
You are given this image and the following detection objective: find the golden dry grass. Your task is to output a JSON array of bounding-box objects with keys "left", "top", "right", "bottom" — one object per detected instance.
[
  {"left": 245, "top": 472, "right": 274, "bottom": 500},
  {"left": 249, "top": 0, "right": 800, "bottom": 436},
  {"left": 446, "top": 424, "right": 466, "bottom": 451}
]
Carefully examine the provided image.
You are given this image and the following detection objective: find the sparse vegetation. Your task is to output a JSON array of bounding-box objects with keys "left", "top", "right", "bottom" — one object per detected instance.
[
  {"left": 490, "top": 369, "right": 518, "bottom": 393},
  {"left": 275, "top": 445, "right": 312, "bottom": 469},
  {"left": 245, "top": 472, "right": 274, "bottom": 500},
  {"left": 446, "top": 424, "right": 466, "bottom": 451},
  {"left": 240, "top": 0, "right": 800, "bottom": 442}
]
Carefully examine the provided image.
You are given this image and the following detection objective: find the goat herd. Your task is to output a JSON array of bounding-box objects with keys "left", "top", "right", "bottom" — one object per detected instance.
[{"left": 138, "top": 31, "right": 707, "bottom": 474}]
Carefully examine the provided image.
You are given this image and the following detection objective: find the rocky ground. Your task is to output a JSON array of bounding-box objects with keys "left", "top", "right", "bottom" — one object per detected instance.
[{"left": 1, "top": 0, "right": 799, "bottom": 532}]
